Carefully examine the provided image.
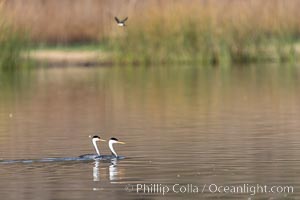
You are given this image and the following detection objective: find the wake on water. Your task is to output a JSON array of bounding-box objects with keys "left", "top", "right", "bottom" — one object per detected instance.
[{"left": 0, "top": 154, "right": 125, "bottom": 164}]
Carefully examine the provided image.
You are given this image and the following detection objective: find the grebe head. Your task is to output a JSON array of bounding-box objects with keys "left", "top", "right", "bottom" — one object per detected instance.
[
  {"left": 91, "top": 135, "right": 106, "bottom": 142},
  {"left": 109, "top": 137, "right": 125, "bottom": 144},
  {"left": 89, "top": 135, "right": 106, "bottom": 156},
  {"left": 109, "top": 137, "right": 125, "bottom": 157}
]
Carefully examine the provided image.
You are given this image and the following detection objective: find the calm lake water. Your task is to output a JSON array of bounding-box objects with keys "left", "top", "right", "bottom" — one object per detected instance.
[{"left": 0, "top": 64, "right": 299, "bottom": 200}]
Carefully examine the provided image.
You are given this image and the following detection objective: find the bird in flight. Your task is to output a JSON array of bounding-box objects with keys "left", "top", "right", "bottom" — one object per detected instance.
[{"left": 114, "top": 17, "right": 128, "bottom": 27}]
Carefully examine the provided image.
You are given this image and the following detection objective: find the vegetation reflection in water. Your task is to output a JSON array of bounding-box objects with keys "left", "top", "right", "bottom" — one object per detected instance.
[
  {"left": 0, "top": 64, "right": 299, "bottom": 200},
  {"left": 0, "top": 63, "right": 300, "bottom": 158},
  {"left": 0, "top": 64, "right": 300, "bottom": 126}
]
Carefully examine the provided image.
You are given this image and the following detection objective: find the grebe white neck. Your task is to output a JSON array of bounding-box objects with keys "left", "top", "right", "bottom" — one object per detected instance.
[
  {"left": 109, "top": 140, "right": 118, "bottom": 157},
  {"left": 92, "top": 138, "right": 101, "bottom": 156}
]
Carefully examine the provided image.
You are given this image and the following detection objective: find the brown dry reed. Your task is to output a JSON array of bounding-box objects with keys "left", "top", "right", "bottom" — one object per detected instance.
[
  {"left": 109, "top": 0, "right": 300, "bottom": 64},
  {"left": 0, "top": 1, "right": 29, "bottom": 69},
  {"left": 2, "top": 0, "right": 300, "bottom": 64}
]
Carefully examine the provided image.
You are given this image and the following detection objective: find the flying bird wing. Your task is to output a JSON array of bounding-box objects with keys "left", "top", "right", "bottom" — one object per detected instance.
[
  {"left": 121, "top": 17, "right": 128, "bottom": 23},
  {"left": 114, "top": 17, "right": 120, "bottom": 23}
]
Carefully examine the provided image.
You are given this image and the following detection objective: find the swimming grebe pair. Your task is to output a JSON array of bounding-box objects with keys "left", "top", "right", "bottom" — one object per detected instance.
[{"left": 80, "top": 136, "right": 125, "bottom": 160}]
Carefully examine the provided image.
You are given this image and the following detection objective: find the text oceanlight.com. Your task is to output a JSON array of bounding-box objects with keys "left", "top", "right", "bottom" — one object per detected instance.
[{"left": 125, "top": 183, "right": 294, "bottom": 196}]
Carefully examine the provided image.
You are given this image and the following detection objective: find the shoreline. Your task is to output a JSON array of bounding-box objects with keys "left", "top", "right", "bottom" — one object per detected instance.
[
  {"left": 24, "top": 42, "right": 300, "bottom": 67},
  {"left": 25, "top": 49, "right": 112, "bottom": 67}
]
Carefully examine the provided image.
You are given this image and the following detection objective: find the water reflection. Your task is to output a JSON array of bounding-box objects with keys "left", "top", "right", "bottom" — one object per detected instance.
[
  {"left": 109, "top": 159, "right": 119, "bottom": 181},
  {"left": 93, "top": 161, "right": 101, "bottom": 181},
  {"left": 92, "top": 159, "right": 120, "bottom": 182},
  {"left": 1, "top": 64, "right": 300, "bottom": 199},
  {"left": 0, "top": 66, "right": 34, "bottom": 96}
]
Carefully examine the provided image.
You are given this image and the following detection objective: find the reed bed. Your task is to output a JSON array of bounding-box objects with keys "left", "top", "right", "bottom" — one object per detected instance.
[
  {"left": 0, "top": 2, "right": 29, "bottom": 69},
  {"left": 2, "top": 0, "right": 300, "bottom": 64},
  {"left": 2, "top": 0, "right": 128, "bottom": 43},
  {"left": 109, "top": 0, "right": 300, "bottom": 64}
]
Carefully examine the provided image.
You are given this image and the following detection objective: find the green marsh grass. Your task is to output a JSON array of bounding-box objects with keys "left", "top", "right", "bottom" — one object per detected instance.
[
  {"left": 0, "top": 25, "right": 28, "bottom": 69},
  {"left": 3, "top": 0, "right": 300, "bottom": 65},
  {"left": 0, "top": 8, "right": 29, "bottom": 70},
  {"left": 108, "top": 1, "right": 300, "bottom": 65}
]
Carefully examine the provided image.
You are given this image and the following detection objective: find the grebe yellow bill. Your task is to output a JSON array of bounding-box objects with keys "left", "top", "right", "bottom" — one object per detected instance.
[{"left": 79, "top": 135, "right": 106, "bottom": 159}]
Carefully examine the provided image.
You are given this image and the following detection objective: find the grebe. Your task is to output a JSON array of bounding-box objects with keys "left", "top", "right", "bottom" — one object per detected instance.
[
  {"left": 79, "top": 135, "right": 106, "bottom": 159},
  {"left": 108, "top": 137, "right": 125, "bottom": 157},
  {"left": 96, "top": 137, "right": 125, "bottom": 160}
]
